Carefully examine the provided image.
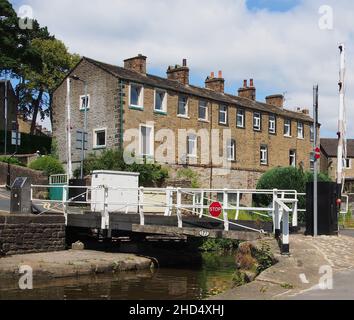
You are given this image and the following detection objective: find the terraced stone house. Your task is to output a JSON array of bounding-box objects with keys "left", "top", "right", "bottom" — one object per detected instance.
[{"left": 52, "top": 54, "right": 317, "bottom": 189}]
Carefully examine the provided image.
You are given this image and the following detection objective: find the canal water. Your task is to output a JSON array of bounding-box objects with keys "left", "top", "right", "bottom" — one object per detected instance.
[{"left": 0, "top": 253, "right": 236, "bottom": 300}]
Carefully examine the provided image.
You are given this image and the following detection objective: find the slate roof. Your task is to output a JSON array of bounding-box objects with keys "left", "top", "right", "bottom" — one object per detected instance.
[
  {"left": 74, "top": 57, "right": 314, "bottom": 123},
  {"left": 321, "top": 138, "right": 354, "bottom": 158}
]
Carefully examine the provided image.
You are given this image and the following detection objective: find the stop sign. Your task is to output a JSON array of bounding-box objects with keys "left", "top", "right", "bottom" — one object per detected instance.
[{"left": 209, "top": 202, "right": 223, "bottom": 218}]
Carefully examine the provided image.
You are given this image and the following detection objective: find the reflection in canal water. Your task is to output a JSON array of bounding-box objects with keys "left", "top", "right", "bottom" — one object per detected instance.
[{"left": 0, "top": 253, "right": 236, "bottom": 300}]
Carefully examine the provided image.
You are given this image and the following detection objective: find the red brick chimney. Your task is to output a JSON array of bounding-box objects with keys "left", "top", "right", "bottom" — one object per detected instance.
[
  {"left": 205, "top": 70, "right": 225, "bottom": 93},
  {"left": 265, "top": 94, "right": 284, "bottom": 108},
  {"left": 167, "top": 59, "right": 190, "bottom": 85},
  {"left": 238, "top": 79, "right": 256, "bottom": 100},
  {"left": 124, "top": 54, "right": 147, "bottom": 74}
]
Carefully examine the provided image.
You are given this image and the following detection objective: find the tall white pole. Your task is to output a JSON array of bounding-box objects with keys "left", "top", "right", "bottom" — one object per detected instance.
[
  {"left": 66, "top": 78, "right": 73, "bottom": 179},
  {"left": 313, "top": 85, "right": 319, "bottom": 237},
  {"left": 337, "top": 44, "right": 345, "bottom": 199}
]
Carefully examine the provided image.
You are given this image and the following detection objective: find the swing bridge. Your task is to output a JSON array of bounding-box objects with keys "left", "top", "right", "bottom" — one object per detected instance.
[{"left": 30, "top": 183, "right": 306, "bottom": 254}]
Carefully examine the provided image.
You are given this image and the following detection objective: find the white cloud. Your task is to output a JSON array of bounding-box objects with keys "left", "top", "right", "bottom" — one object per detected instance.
[{"left": 16, "top": 0, "right": 354, "bottom": 137}]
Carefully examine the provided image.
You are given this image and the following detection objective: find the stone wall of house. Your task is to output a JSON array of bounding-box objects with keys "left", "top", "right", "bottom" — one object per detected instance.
[
  {"left": 52, "top": 59, "right": 120, "bottom": 168},
  {"left": 0, "top": 215, "right": 66, "bottom": 256},
  {"left": 0, "top": 162, "right": 48, "bottom": 186}
]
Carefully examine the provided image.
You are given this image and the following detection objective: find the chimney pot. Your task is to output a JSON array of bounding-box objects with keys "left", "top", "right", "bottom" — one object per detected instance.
[
  {"left": 250, "top": 79, "right": 254, "bottom": 87},
  {"left": 218, "top": 70, "right": 223, "bottom": 78},
  {"left": 243, "top": 79, "right": 247, "bottom": 88},
  {"left": 211, "top": 72, "right": 215, "bottom": 79},
  {"left": 183, "top": 59, "right": 187, "bottom": 67},
  {"left": 238, "top": 80, "right": 256, "bottom": 100}
]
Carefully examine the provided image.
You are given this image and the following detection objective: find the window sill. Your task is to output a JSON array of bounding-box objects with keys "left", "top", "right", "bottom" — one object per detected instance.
[
  {"left": 154, "top": 110, "right": 167, "bottom": 115},
  {"left": 297, "top": 137, "right": 305, "bottom": 140},
  {"left": 219, "top": 122, "right": 229, "bottom": 126},
  {"left": 237, "top": 125, "right": 245, "bottom": 130},
  {"left": 254, "top": 128, "right": 261, "bottom": 132},
  {"left": 129, "top": 105, "right": 144, "bottom": 111},
  {"left": 93, "top": 146, "right": 106, "bottom": 150},
  {"left": 284, "top": 135, "right": 292, "bottom": 138},
  {"left": 178, "top": 115, "right": 190, "bottom": 119},
  {"left": 80, "top": 108, "right": 90, "bottom": 112},
  {"left": 198, "top": 118, "right": 209, "bottom": 123}
]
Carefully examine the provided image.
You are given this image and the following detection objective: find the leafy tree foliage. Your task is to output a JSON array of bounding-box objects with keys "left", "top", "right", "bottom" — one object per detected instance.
[
  {"left": 29, "top": 155, "right": 65, "bottom": 177},
  {"left": 75, "top": 150, "right": 169, "bottom": 187}
]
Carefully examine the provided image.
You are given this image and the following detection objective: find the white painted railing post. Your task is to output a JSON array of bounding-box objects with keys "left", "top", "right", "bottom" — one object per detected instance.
[
  {"left": 236, "top": 191, "right": 240, "bottom": 220},
  {"left": 101, "top": 186, "right": 109, "bottom": 230},
  {"left": 177, "top": 188, "right": 183, "bottom": 228},
  {"left": 223, "top": 189, "right": 230, "bottom": 231},
  {"left": 273, "top": 189, "right": 281, "bottom": 238},
  {"left": 164, "top": 187, "right": 173, "bottom": 217},
  {"left": 282, "top": 208, "right": 290, "bottom": 255},
  {"left": 62, "top": 185, "right": 68, "bottom": 225},
  {"left": 139, "top": 187, "right": 145, "bottom": 226},
  {"left": 192, "top": 193, "right": 196, "bottom": 215},
  {"left": 199, "top": 191, "right": 204, "bottom": 218},
  {"left": 292, "top": 192, "right": 298, "bottom": 228}
]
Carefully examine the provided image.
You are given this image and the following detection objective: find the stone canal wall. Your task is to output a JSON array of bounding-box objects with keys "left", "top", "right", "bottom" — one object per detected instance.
[{"left": 0, "top": 214, "right": 65, "bottom": 256}]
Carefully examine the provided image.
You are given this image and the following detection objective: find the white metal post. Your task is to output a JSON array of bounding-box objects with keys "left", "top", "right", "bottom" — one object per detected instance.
[
  {"left": 236, "top": 191, "right": 240, "bottom": 220},
  {"left": 313, "top": 84, "right": 319, "bottom": 237},
  {"left": 101, "top": 186, "right": 109, "bottom": 230},
  {"left": 66, "top": 78, "right": 73, "bottom": 179},
  {"left": 282, "top": 209, "right": 290, "bottom": 254},
  {"left": 199, "top": 191, "right": 204, "bottom": 218},
  {"left": 223, "top": 189, "right": 230, "bottom": 231},
  {"left": 273, "top": 189, "right": 280, "bottom": 238},
  {"left": 292, "top": 192, "right": 298, "bottom": 228},
  {"left": 337, "top": 44, "right": 346, "bottom": 203},
  {"left": 176, "top": 188, "right": 183, "bottom": 228},
  {"left": 139, "top": 187, "right": 145, "bottom": 226}
]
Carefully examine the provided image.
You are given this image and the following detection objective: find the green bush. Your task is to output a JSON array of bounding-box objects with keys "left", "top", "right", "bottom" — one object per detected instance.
[
  {"left": 0, "top": 156, "right": 25, "bottom": 167},
  {"left": 29, "top": 156, "right": 65, "bottom": 176},
  {"left": 254, "top": 166, "right": 332, "bottom": 222},
  {"left": 75, "top": 149, "right": 169, "bottom": 187}
]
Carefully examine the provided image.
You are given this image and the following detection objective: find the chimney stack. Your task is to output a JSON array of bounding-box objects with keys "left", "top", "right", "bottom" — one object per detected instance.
[
  {"left": 167, "top": 59, "right": 190, "bottom": 85},
  {"left": 205, "top": 70, "right": 225, "bottom": 93},
  {"left": 124, "top": 54, "right": 147, "bottom": 74},
  {"left": 238, "top": 79, "right": 256, "bottom": 100},
  {"left": 265, "top": 94, "right": 284, "bottom": 108}
]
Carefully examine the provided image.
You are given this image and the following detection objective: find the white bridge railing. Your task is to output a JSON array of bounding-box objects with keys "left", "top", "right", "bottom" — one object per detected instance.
[{"left": 30, "top": 185, "right": 306, "bottom": 254}]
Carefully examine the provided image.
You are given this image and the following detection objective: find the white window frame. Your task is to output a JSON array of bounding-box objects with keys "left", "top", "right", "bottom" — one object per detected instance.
[
  {"left": 297, "top": 122, "right": 304, "bottom": 139},
  {"left": 219, "top": 105, "right": 228, "bottom": 125},
  {"left": 79, "top": 94, "right": 90, "bottom": 111},
  {"left": 139, "top": 124, "right": 154, "bottom": 157},
  {"left": 237, "top": 109, "right": 245, "bottom": 128},
  {"left": 129, "top": 83, "right": 144, "bottom": 109},
  {"left": 187, "top": 134, "right": 197, "bottom": 158},
  {"left": 269, "top": 114, "right": 276, "bottom": 134},
  {"left": 254, "top": 112, "right": 261, "bottom": 131},
  {"left": 284, "top": 119, "right": 292, "bottom": 137},
  {"left": 290, "top": 150, "right": 297, "bottom": 167},
  {"left": 93, "top": 127, "right": 107, "bottom": 149},
  {"left": 154, "top": 89, "right": 167, "bottom": 113},
  {"left": 227, "top": 139, "right": 236, "bottom": 161},
  {"left": 178, "top": 95, "right": 189, "bottom": 117},
  {"left": 198, "top": 100, "right": 209, "bottom": 121},
  {"left": 260, "top": 145, "right": 268, "bottom": 165}
]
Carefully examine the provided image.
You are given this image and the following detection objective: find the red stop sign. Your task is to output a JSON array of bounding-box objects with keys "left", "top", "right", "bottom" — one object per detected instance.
[{"left": 209, "top": 202, "right": 223, "bottom": 218}]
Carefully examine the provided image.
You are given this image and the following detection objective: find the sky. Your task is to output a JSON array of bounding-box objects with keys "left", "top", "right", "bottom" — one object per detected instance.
[{"left": 10, "top": 0, "right": 354, "bottom": 138}]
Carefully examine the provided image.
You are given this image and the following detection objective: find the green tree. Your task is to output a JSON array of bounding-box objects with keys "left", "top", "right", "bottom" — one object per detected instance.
[
  {"left": 76, "top": 150, "right": 169, "bottom": 187},
  {"left": 19, "top": 38, "right": 80, "bottom": 133}
]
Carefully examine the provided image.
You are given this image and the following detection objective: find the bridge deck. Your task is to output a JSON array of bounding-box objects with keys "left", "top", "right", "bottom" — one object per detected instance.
[{"left": 67, "top": 212, "right": 272, "bottom": 241}]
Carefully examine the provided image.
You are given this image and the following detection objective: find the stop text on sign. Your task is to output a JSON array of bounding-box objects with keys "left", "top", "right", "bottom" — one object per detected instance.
[{"left": 209, "top": 202, "right": 223, "bottom": 218}]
